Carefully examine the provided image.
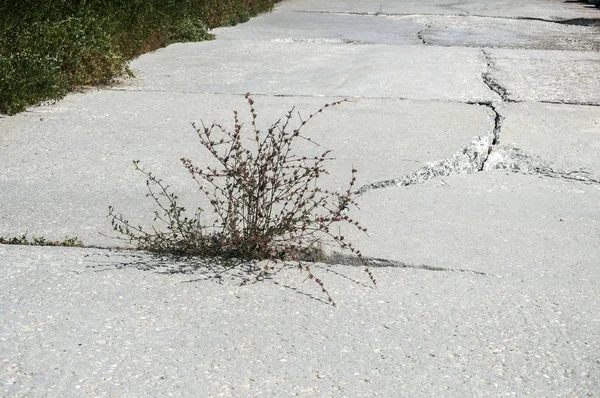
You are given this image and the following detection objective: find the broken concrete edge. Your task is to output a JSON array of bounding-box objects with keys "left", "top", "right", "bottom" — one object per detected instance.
[
  {"left": 352, "top": 45, "right": 600, "bottom": 193},
  {"left": 354, "top": 100, "right": 599, "bottom": 195}
]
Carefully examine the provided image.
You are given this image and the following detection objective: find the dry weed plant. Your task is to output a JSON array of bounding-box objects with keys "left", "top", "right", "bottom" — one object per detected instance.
[{"left": 109, "top": 93, "right": 375, "bottom": 304}]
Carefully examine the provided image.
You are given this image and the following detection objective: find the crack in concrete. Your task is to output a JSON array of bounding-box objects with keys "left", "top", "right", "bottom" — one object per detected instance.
[
  {"left": 106, "top": 90, "right": 597, "bottom": 187},
  {"left": 483, "top": 145, "right": 600, "bottom": 184},
  {"left": 109, "top": 87, "right": 600, "bottom": 108},
  {"left": 317, "top": 252, "right": 491, "bottom": 276},
  {"left": 88, "top": 249, "right": 491, "bottom": 279},
  {"left": 539, "top": 99, "right": 600, "bottom": 107},
  {"left": 481, "top": 50, "right": 515, "bottom": 103},
  {"left": 416, "top": 24, "right": 431, "bottom": 45},
  {"left": 355, "top": 123, "right": 497, "bottom": 194},
  {"left": 416, "top": 29, "right": 428, "bottom": 45},
  {"left": 355, "top": 98, "right": 599, "bottom": 194},
  {"left": 353, "top": 88, "right": 506, "bottom": 194},
  {"left": 479, "top": 102, "right": 502, "bottom": 170}
]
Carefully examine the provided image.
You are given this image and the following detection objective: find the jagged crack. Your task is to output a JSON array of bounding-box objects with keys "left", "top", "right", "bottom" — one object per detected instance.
[
  {"left": 356, "top": 130, "right": 496, "bottom": 194},
  {"left": 484, "top": 145, "right": 600, "bottom": 184},
  {"left": 481, "top": 50, "right": 514, "bottom": 103},
  {"left": 356, "top": 103, "right": 499, "bottom": 194},
  {"left": 355, "top": 99, "right": 599, "bottom": 194},
  {"left": 416, "top": 30, "right": 428, "bottom": 45},
  {"left": 416, "top": 24, "right": 431, "bottom": 45}
]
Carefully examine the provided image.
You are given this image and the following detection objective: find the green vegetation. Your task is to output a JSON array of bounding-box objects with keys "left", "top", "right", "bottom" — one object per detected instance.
[
  {"left": 0, "top": 234, "right": 83, "bottom": 247},
  {"left": 0, "top": 0, "right": 281, "bottom": 115}
]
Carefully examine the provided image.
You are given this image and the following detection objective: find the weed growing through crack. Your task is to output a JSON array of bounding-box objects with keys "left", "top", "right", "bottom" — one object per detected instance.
[{"left": 109, "top": 94, "right": 375, "bottom": 304}]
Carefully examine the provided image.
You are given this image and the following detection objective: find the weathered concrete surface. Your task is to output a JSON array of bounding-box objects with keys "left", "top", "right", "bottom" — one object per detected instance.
[
  {"left": 485, "top": 48, "right": 600, "bottom": 104},
  {"left": 344, "top": 172, "right": 600, "bottom": 275},
  {"left": 124, "top": 41, "right": 495, "bottom": 102},
  {"left": 499, "top": 102, "right": 600, "bottom": 179},
  {"left": 1, "top": 0, "right": 600, "bottom": 396},
  {"left": 0, "top": 92, "right": 492, "bottom": 246},
  {"left": 279, "top": 0, "right": 600, "bottom": 20},
  {"left": 214, "top": 11, "right": 425, "bottom": 45},
  {"left": 414, "top": 14, "right": 600, "bottom": 51},
  {"left": 1, "top": 243, "right": 598, "bottom": 396},
  {"left": 215, "top": 11, "right": 600, "bottom": 51}
]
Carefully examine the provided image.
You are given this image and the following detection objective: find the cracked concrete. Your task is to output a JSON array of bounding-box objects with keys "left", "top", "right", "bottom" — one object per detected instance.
[
  {"left": 481, "top": 48, "right": 600, "bottom": 104},
  {"left": 354, "top": 52, "right": 599, "bottom": 194},
  {"left": 216, "top": 9, "right": 600, "bottom": 51},
  {"left": 403, "top": 14, "right": 600, "bottom": 51},
  {"left": 416, "top": 25, "right": 431, "bottom": 45},
  {"left": 1, "top": 0, "right": 600, "bottom": 396},
  {"left": 484, "top": 145, "right": 600, "bottom": 184},
  {"left": 350, "top": 35, "right": 599, "bottom": 196},
  {"left": 481, "top": 50, "right": 514, "bottom": 102},
  {"left": 281, "top": 0, "right": 599, "bottom": 20},
  {"left": 355, "top": 128, "right": 497, "bottom": 193}
]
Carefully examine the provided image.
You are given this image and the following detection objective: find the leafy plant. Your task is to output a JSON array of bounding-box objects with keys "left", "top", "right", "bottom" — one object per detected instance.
[{"left": 109, "top": 94, "right": 376, "bottom": 304}]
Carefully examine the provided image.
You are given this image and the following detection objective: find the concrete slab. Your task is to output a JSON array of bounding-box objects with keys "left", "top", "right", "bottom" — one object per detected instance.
[
  {"left": 1, "top": 243, "right": 598, "bottom": 396},
  {"left": 278, "top": 0, "right": 600, "bottom": 20},
  {"left": 0, "top": 92, "right": 492, "bottom": 246},
  {"left": 341, "top": 172, "right": 600, "bottom": 276},
  {"left": 498, "top": 102, "right": 600, "bottom": 178},
  {"left": 412, "top": 14, "right": 600, "bottom": 51},
  {"left": 213, "top": 11, "right": 424, "bottom": 45},
  {"left": 214, "top": 11, "right": 599, "bottom": 51},
  {"left": 486, "top": 48, "right": 600, "bottom": 104},
  {"left": 1, "top": 0, "right": 599, "bottom": 395},
  {"left": 124, "top": 40, "right": 495, "bottom": 102}
]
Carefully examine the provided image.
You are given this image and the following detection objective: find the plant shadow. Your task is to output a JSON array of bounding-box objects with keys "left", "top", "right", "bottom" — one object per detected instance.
[{"left": 84, "top": 250, "right": 356, "bottom": 306}]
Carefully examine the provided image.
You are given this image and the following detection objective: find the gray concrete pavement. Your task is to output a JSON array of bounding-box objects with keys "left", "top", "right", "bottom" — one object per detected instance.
[
  {"left": 1, "top": 0, "right": 599, "bottom": 396},
  {"left": 499, "top": 102, "right": 600, "bottom": 176},
  {"left": 124, "top": 41, "right": 496, "bottom": 101},
  {"left": 1, "top": 243, "right": 598, "bottom": 396},
  {"left": 0, "top": 93, "right": 493, "bottom": 246},
  {"left": 280, "top": 0, "right": 600, "bottom": 20}
]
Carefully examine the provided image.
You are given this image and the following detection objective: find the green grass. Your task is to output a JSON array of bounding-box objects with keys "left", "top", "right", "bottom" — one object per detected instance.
[
  {"left": 0, "top": 234, "right": 83, "bottom": 247},
  {"left": 0, "top": 0, "right": 281, "bottom": 115}
]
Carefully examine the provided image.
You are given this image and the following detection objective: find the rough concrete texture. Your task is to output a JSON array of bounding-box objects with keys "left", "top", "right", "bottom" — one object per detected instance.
[
  {"left": 499, "top": 102, "right": 600, "bottom": 179},
  {"left": 345, "top": 172, "right": 600, "bottom": 275},
  {"left": 279, "top": 0, "right": 600, "bottom": 20},
  {"left": 1, "top": 243, "right": 598, "bottom": 396},
  {"left": 216, "top": 11, "right": 600, "bottom": 51},
  {"left": 214, "top": 11, "right": 425, "bottom": 45},
  {"left": 0, "top": 93, "right": 492, "bottom": 246},
  {"left": 1, "top": 0, "right": 600, "bottom": 396},
  {"left": 413, "top": 14, "right": 600, "bottom": 51},
  {"left": 124, "top": 41, "right": 496, "bottom": 102},
  {"left": 484, "top": 48, "right": 600, "bottom": 104}
]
